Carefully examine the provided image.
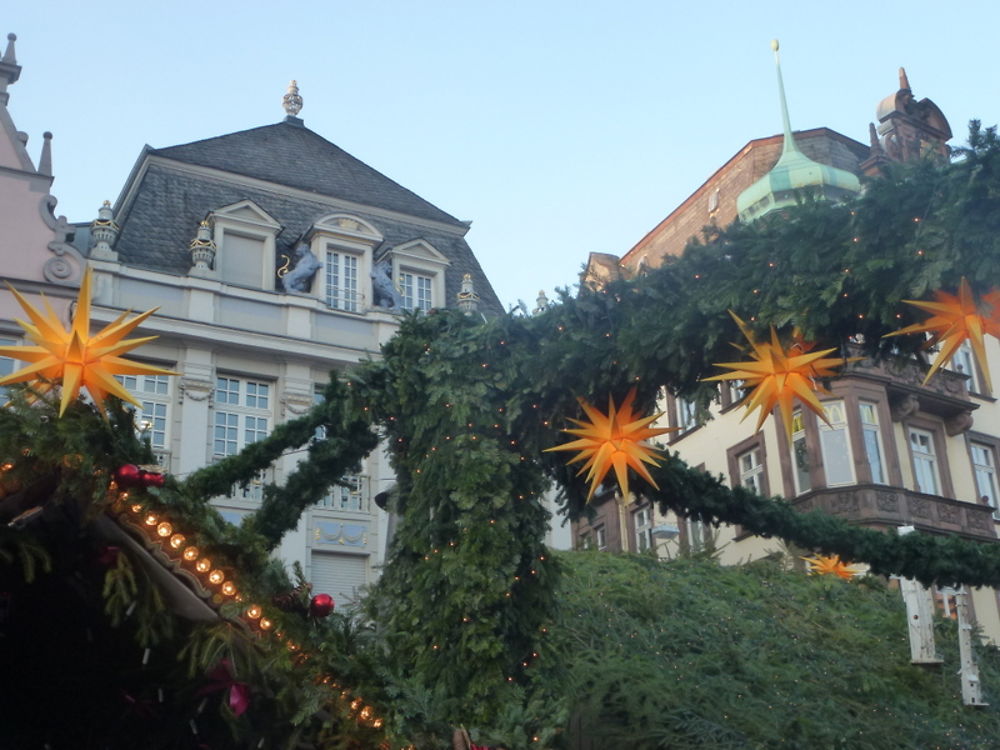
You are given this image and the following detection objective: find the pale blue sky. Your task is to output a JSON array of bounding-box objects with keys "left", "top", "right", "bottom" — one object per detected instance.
[{"left": 5, "top": 2, "right": 998, "bottom": 308}]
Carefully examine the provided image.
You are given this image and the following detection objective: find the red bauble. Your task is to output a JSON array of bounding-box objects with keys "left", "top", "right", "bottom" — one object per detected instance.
[
  {"left": 142, "top": 471, "right": 165, "bottom": 488},
  {"left": 115, "top": 464, "right": 141, "bottom": 487},
  {"left": 309, "top": 593, "right": 335, "bottom": 618}
]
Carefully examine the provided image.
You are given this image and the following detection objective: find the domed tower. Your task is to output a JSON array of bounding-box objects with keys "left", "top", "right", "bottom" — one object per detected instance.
[
  {"left": 736, "top": 41, "right": 862, "bottom": 223},
  {"left": 875, "top": 67, "right": 951, "bottom": 163}
]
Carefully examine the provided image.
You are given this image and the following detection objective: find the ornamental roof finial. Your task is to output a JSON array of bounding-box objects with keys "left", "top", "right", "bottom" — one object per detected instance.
[{"left": 283, "top": 80, "right": 303, "bottom": 118}]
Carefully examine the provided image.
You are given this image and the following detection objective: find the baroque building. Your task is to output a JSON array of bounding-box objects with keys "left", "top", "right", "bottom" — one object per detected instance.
[
  {"left": 0, "top": 35, "right": 501, "bottom": 609},
  {"left": 575, "top": 46, "right": 1000, "bottom": 641}
]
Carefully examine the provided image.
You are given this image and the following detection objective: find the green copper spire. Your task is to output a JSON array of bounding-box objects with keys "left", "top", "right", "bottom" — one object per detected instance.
[{"left": 736, "top": 40, "right": 861, "bottom": 223}]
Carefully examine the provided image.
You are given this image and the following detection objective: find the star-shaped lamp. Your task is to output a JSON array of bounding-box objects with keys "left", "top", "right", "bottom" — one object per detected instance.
[
  {"left": 545, "top": 387, "right": 675, "bottom": 502},
  {"left": 802, "top": 553, "right": 861, "bottom": 581},
  {"left": 704, "top": 312, "right": 856, "bottom": 439},
  {"left": 0, "top": 268, "right": 176, "bottom": 415},
  {"left": 884, "top": 277, "right": 1000, "bottom": 387}
]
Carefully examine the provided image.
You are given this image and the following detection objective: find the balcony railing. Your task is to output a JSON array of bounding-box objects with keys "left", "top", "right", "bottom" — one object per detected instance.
[{"left": 791, "top": 484, "right": 997, "bottom": 541}]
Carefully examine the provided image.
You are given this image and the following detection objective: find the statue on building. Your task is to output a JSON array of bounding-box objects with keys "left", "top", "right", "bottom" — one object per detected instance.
[
  {"left": 278, "top": 243, "right": 321, "bottom": 293},
  {"left": 371, "top": 256, "right": 404, "bottom": 309}
]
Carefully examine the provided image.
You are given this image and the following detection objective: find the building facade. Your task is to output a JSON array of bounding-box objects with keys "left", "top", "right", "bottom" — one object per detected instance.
[
  {"left": 0, "top": 38, "right": 502, "bottom": 609},
  {"left": 575, "top": 62, "right": 1000, "bottom": 639}
]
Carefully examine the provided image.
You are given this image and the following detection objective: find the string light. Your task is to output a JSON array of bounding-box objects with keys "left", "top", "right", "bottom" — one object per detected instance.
[
  {"left": 169, "top": 534, "right": 185, "bottom": 549},
  {"left": 156, "top": 522, "right": 173, "bottom": 538},
  {"left": 246, "top": 604, "right": 262, "bottom": 619},
  {"left": 196, "top": 558, "right": 211, "bottom": 573}
]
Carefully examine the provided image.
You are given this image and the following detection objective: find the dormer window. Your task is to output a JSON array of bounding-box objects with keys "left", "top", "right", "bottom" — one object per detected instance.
[
  {"left": 306, "top": 214, "right": 382, "bottom": 313},
  {"left": 391, "top": 240, "right": 450, "bottom": 312},
  {"left": 209, "top": 201, "right": 281, "bottom": 289}
]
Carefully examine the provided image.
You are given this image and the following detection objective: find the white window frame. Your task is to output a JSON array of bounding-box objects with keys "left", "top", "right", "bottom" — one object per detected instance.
[
  {"left": 117, "top": 373, "right": 173, "bottom": 461},
  {"left": 0, "top": 336, "right": 19, "bottom": 400},
  {"left": 858, "top": 401, "right": 887, "bottom": 485},
  {"left": 909, "top": 426, "right": 941, "bottom": 495},
  {"left": 324, "top": 249, "right": 362, "bottom": 312},
  {"left": 951, "top": 340, "right": 983, "bottom": 394},
  {"left": 738, "top": 446, "right": 765, "bottom": 494},
  {"left": 676, "top": 397, "right": 698, "bottom": 432},
  {"left": 634, "top": 506, "right": 654, "bottom": 553},
  {"left": 209, "top": 200, "right": 281, "bottom": 289},
  {"left": 307, "top": 214, "right": 382, "bottom": 312},
  {"left": 790, "top": 410, "right": 811, "bottom": 494},
  {"left": 313, "top": 385, "right": 370, "bottom": 511},
  {"left": 391, "top": 240, "right": 450, "bottom": 313},
  {"left": 970, "top": 441, "right": 1000, "bottom": 519},
  {"left": 818, "top": 400, "right": 855, "bottom": 487},
  {"left": 213, "top": 376, "right": 273, "bottom": 501},
  {"left": 399, "top": 271, "right": 434, "bottom": 312},
  {"left": 595, "top": 525, "right": 608, "bottom": 551}
]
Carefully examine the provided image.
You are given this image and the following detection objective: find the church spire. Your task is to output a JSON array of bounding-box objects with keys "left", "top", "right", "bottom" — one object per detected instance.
[{"left": 772, "top": 39, "right": 800, "bottom": 157}]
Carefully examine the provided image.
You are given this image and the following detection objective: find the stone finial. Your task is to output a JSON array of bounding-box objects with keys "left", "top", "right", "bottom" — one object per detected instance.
[
  {"left": 89, "top": 200, "right": 120, "bottom": 261},
  {"left": 283, "top": 80, "right": 303, "bottom": 117},
  {"left": 456, "top": 273, "right": 480, "bottom": 316},
  {"left": 38, "top": 131, "right": 52, "bottom": 176},
  {"left": 0, "top": 32, "right": 22, "bottom": 106},
  {"left": 2, "top": 33, "right": 16, "bottom": 64},
  {"left": 899, "top": 67, "right": 911, "bottom": 91},
  {"left": 868, "top": 123, "right": 884, "bottom": 154},
  {"left": 189, "top": 220, "right": 217, "bottom": 276},
  {"left": 533, "top": 290, "right": 550, "bottom": 315}
]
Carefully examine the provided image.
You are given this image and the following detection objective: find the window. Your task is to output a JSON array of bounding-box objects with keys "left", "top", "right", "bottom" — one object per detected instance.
[
  {"left": 819, "top": 401, "right": 854, "bottom": 486},
  {"left": 313, "top": 385, "right": 368, "bottom": 511},
  {"left": 681, "top": 516, "right": 707, "bottom": 553},
  {"left": 724, "top": 379, "right": 745, "bottom": 408},
  {"left": 213, "top": 377, "right": 270, "bottom": 457},
  {"left": 971, "top": 442, "right": 1000, "bottom": 518},
  {"left": 210, "top": 200, "right": 281, "bottom": 288},
  {"left": 739, "top": 447, "right": 765, "bottom": 494},
  {"left": 634, "top": 506, "right": 654, "bottom": 553},
  {"left": 677, "top": 397, "right": 698, "bottom": 432},
  {"left": 952, "top": 340, "right": 982, "bottom": 393},
  {"left": 859, "top": 402, "right": 886, "bottom": 484},
  {"left": 595, "top": 526, "right": 607, "bottom": 551},
  {"left": 325, "top": 250, "right": 360, "bottom": 312},
  {"left": 118, "top": 374, "right": 171, "bottom": 452},
  {"left": 399, "top": 272, "right": 433, "bottom": 312},
  {"left": 790, "top": 410, "right": 811, "bottom": 494},
  {"left": 0, "top": 337, "right": 17, "bottom": 399},
  {"left": 909, "top": 427, "right": 940, "bottom": 494},
  {"left": 578, "top": 531, "right": 593, "bottom": 550}
]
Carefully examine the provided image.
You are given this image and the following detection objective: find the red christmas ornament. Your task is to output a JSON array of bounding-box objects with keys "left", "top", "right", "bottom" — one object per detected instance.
[
  {"left": 309, "top": 593, "right": 335, "bottom": 618},
  {"left": 115, "top": 464, "right": 142, "bottom": 487},
  {"left": 115, "top": 464, "right": 166, "bottom": 488},
  {"left": 141, "top": 471, "right": 165, "bottom": 488}
]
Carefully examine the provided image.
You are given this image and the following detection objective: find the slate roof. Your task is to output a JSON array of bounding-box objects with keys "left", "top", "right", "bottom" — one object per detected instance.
[
  {"left": 111, "top": 121, "right": 502, "bottom": 315},
  {"left": 150, "top": 119, "right": 463, "bottom": 227}
]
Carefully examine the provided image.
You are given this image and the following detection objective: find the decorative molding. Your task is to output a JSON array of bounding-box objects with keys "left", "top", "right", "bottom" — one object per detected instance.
[
  {"left": 179, "top": 377, "right": 213, "bottom": 403},
  {"left": 282, "top": 391, "right": 314, "bottom": 417}
]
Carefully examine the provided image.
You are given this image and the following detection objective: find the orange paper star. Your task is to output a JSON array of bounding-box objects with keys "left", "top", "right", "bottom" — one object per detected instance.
[
  {"left": 704, "top": 312, "right": 856, "bottom": 439},
  {"left": 545, "top": 387, "right": 675, "bottom": 502},
  {"left": 0, "top": 268, "right": 176, "bottom": 416},
  {"left": 884, "top": 277, "right": 1000, "bottom": 387},
  {"left": 802, "top": 554, "right": 861, "bottom": 581}
]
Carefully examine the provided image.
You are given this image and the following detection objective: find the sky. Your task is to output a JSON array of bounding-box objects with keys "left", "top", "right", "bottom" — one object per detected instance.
[{"left": 4, "top": 1, "right": 999, "bottom": 310}]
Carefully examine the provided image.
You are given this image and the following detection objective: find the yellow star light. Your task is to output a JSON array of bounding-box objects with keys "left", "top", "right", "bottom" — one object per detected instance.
[
  {"left": 884, "top": 277, "right": 1000, "bottom": 387},
  {"left": 545, "top": 387, "right": 675, "bottom": 502},
  {"left": 704, "top": 312, "right": 856, "bottom": 439},
  {"left": 802, "top": 554, "right": 861, "bottom": 581},
  {"left": 0, "top": 268, "right": 176, "bottom": 416}
]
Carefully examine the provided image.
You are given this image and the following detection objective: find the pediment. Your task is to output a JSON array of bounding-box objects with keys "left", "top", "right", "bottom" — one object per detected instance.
[
  {"left": 211, "top": 200, "right": 281, "bottom": 229},
  {"left": 309, "top": 213, "right": 383, "bottom": 243},
  {"left": 392, "top": 239, "right": 449, "bottom": 265}
]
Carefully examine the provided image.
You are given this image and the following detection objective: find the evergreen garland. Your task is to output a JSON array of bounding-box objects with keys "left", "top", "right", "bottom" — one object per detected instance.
[{"left": 2, "top": 123, "right": 1000, "bottom": 745}]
